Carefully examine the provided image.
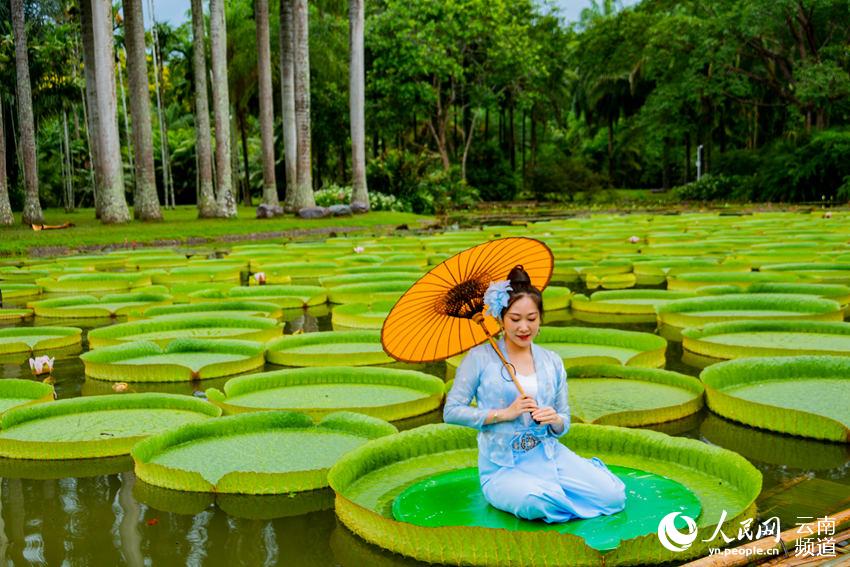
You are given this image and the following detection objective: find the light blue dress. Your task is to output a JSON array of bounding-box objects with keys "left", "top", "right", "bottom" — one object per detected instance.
[{"left": 444, "top": 338, "right": 626, "bottom": 523}]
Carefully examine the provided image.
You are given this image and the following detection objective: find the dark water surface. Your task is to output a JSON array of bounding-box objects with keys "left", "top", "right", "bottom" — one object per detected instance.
[{"left": 0, "top": 300, "right": 848, "bottom": 566}]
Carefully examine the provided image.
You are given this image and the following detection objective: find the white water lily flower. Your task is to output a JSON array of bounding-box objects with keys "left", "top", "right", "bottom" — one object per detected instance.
[
  {"left": 29, "top": 355, "right": 55, "bottom": 376},
  {"left": 353, "top": 246, "right": 365, "bottom": 254},
  {"left": 254, "top": 272, "right": 267, "bottom": 284},
  {"left": 629, "top": 235, "right": 641, "bottom": 244}
]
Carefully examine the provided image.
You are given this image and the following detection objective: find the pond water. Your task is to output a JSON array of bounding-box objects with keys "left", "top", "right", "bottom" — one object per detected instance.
[{"left": 0, "top": 287, "right": 848, "bottom": 566}]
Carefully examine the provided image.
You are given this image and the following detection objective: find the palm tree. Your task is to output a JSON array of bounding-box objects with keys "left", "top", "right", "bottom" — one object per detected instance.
[
  {"left": 91, "top": 0, "right": 130, "bottom": 223},
  {"left": 255, "top": 0, "right": 278, "bottom": 208},
  {"left": 0, "top": 101, "right": 13, "bottom": 226},
  {"left": 292, "top": 0, "right": 315, "bottom": 208},
  {"left": 10, "top": 0, "right": 44, "bottom": 225},
  {"left": 348, "top": 0, "right": 368, "bottom": 211},
  {"left": 191, "top": 0, "right": 216, "bottom": 218},
  {"left": 279, "top": 0, "right": 297, "bottom": 211},
  {"left": 210, "top": 0, "right": 237, "bottom": 217},
  {"left": 124, "top": 0, "right": 162, "bottom": 221},
  {"left": 80, "top": 0, "right": 103, "bottom": 215}
]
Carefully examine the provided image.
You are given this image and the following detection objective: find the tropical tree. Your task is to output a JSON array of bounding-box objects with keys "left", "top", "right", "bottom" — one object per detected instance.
[
  {"left": 91, "top": 0, "right": 130, "bottom": 223},
  {"left": 191, "top": 0, "right": 216, "bottom": 217},
  {"left": 0, "top": 100, "right": 12, "bottom": 225},
  {"left": 123, "top": 0, "right": 161, "bottom": 220},
  {"left": 10, "top": 0, "right": 43, "bottom": 224},
  {"left": 348, "top": 0, "right": 368, "bottom": 210},
  {"left": 210, "top": 0, "right": 237, "bottom": 217},
  {"left": 79, "top": 0, "right": 103, "bottom": 215},
  {"left": 278, "top": 0, "right": 297, "bottom": 210},
  {"left": 292, "top": 0, "right": 315, "bottom": 208},
  {"left": 255, "top": 0, "right": 278, "bottom": 207}
]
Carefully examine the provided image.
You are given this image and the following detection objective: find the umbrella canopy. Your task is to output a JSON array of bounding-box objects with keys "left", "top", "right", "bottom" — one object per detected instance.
[{"left": 381, "top": 237, "right": 553, "bottom": 364}]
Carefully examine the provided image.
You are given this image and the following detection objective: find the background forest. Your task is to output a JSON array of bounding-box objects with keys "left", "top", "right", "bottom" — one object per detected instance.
[{"left": 0, "top": 0, "right": 849, "bottom": 222}]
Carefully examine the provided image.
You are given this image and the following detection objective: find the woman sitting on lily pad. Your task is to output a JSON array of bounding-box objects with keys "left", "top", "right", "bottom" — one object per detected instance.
[{"left": 444, "top": 265, "right": 626, "bottom": 523}]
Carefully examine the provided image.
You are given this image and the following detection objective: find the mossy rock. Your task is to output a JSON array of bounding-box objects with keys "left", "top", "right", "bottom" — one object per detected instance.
[
  {"left": 0, "top": 326, "right": 82, "bottom": 354},
  {"left": 328, "top": 423, "right": 761, "bottom": 566},
  {"left": 132, "top": 411, "right": 397, "bottom": 494},
  {"left": 267, "top": 331, "right": 393, "bottom": 367},
  {"left": 207, "top": 366, "right": 444, "bottom": 421},
  {"left": 0, "top": 393, "right": 221, "bottom": 459},
  {"left": 81, "top": 338, "right": 266, "bottom": 382},
  {"left": 699, "top": 355, "right": 850, "bottom": 442},
  {"left": 567, "top": 364, "right": 703, "bottom": 426},
  {"left": 87, "top": 315, "right": 282, "bottom": 348}
]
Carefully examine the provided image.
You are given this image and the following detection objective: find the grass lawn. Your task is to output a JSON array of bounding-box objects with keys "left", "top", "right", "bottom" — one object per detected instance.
[{"left": 0, "top": 206, "right": 433, "bottom": 257}]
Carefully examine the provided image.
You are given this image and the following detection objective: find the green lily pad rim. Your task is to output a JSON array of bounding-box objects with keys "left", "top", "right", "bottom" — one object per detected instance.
[{"left": 0, "top": 326, "right": 83, "bottom": 354}]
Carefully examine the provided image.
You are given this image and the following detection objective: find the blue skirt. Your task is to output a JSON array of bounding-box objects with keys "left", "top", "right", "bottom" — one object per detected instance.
[{"left": 480, "top": 440, "right": 626, "bottom": 523}]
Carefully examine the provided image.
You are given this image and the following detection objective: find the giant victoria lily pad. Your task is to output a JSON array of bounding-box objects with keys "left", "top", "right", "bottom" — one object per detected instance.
[
  {"left": 699, "top": 356, "right": 850, "bottom": 442},
  {"left": 331, "top": 301, "right": 394, "bottom": 330},
  {"left": 35, "top": 272, "right": 153, "bottom": 293},
  {"left": 30, "top": 292, "right": 173, "bottom": 318},
  {"left": 81, "top": 338, "right": 266, "bottom": 382},
  {"left": 571, "top": 290, "right": 695, "bottom": 315},
  {"left": 567, "top": 365, "right": 703, "bottom": 426},
  {"left": 132, "top": 411, "right": 397, "bottom": 494},
  {"left": 0, "top": 326, "right": 82, "bottom": 354},
  {"left": 190, "top": 285, "right": 327, "bottom": 308},
  {"left": 682, "top": 320, "right": 850, "bottom": 363},
  {"left": 0, "top": 393, "right": 220, "bottom": 459},
  {"left": 0, "top": 379, "right": 54, "bottom": 415},
  {"left": 655, "top": 293, "right": 844, "bottom": 330},
  {"left": 0, "top": 283, "right": 41, "bottom": 300},
  {"left": 206, "top": 366, "right": 444, "bottom": 421},
  {"left": 328, "top": 423, "right": 761, "bottom": 566},
  {"left": 267, "top": 331, "right": 393, "bottom": 367},
  {"left": 137, "top": 300, "right": 283, "bottom": 320},
  {"left": 86, "top": 315, "right": 281, "bottom": 348}
]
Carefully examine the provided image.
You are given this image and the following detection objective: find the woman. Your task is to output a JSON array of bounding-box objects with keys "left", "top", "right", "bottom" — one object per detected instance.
[{"left": 443, "top": 265, "right": 626, "bottom": 523}]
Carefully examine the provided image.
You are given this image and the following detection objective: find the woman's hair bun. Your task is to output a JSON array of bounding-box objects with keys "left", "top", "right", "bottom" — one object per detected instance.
[{"left": 506, "top": 265, "right": 531, "bottom": 286}]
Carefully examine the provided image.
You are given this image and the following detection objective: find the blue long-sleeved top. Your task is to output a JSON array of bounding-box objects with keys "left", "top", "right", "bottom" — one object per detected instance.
[{"left": 443, "top": 337, "right": 570, "bottom": 469}]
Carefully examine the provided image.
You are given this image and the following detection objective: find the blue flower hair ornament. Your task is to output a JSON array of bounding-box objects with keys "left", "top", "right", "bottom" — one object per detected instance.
[{"left": 483, "top": 280, "right": 512, "bottom": 319}]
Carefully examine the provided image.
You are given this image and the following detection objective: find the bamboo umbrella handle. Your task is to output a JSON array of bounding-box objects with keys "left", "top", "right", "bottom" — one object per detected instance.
[{"left": 473, "top": 313, "right": 526, "bottom": 397}]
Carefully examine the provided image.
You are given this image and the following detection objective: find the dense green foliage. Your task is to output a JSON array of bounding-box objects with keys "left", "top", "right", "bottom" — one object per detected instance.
[{"left": 0, "top": 0, "right": 849, "bottom": 218}]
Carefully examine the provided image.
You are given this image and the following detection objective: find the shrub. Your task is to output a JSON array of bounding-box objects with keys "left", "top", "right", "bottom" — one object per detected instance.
[
  {"left": 313, "top": 184, "right": 407, "bottom": 212},
  {"left": 672, "top": 174, "right": 752, "bottom": 202}
]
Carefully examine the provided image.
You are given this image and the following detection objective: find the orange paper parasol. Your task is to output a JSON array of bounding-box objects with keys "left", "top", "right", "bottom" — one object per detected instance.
[{"left": 381, "top": 237, "right": 553, "bottom": 394}]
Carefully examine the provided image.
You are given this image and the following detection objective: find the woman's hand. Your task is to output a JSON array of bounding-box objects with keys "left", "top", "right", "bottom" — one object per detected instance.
[
  {"left": 503, "top": 395, "right": 538, "bottom": 421},
  {"left": 531, "top": 406, "right": 563, "bottom": 427}
]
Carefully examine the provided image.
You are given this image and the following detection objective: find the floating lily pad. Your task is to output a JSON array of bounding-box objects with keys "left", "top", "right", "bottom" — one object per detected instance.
[
  {"left": 132, "top": 411, "right": 397, "bottom": 494},
  {"left": 206, "top": 366, "right": 444, "bottom": 421},
  {"left": 328, "top": 423, "right": 761, "bottom": 566},
  {"left": 151, "top": 265, "right": 242, "bottom": 285},
  {"left": 145, "top": 300, "right": 280, "bottom": 319},
  {"left": 267, "top": 331, "right": 393, "bottom": 366},
  {"left": 87, "top": 315, "right": 281, "bottom": 348},
  {"left": 0, "top": 283, "right": 41, "bottom": 300},
  {"left": 632, "top": 259, "right": 722, "bottom": 285},
  {"left": 0, "top": 455, "right": 133, "bottom": 479},
  {"left": 0, "top": 326, "right": 82, "bottom": 354},
  {"left": 683, "top": 320, "right": 850, "bottom": 363},
  {"left": 327, "top": 282, "right": 409, "bottom": 304},
  {"left": 30, "top": 292, "right": 173, "bottom": 318},
  {"left": 571, "top": 290, "right": 695, "bottom": 315},
  {"left": 699, "top": 356, "right": 850, "bottom": 442},
  {"left": 331, "top": 301, "right": 394, "bottom": 330},
  {"left": 541, "top": 286, "right": 571, "bottom": 310},
  {"left": 568, "top": 364, "right": 703, "bottom": 426},
  {"left": 36, "top": 272, "right": 153, "bottom": 293},
  {"left": 656, "top": 293, "right": 844, "bottom": 330},
  {"left": 190, "top": 285, "right": 327, "bottom": 308},
  {"left": 0, "top": 393, "right": 220, "bottom": 459},
  {"left": 161, "top": 282, "right": 234, "bottom": 302},
  {"left": 319, "top": 272, "right": 419, "bottom": 288},
  {"left": 392, "top": 465, "right": 700, "bottom": 552},
  {"left": 0, "top": 308, "right": 33, "bottom": 322},
  {"left": 760, "top": 262, "right": 850, "bottom": 284},
  {"left": 81, "top": 338, "right": 266, "bottom": 382},
  {"left": 0, "top": 379, "right": 54, "bottom": 415},
  {"left": 667, "top": 271, "right": 799, "bottom": 291}
]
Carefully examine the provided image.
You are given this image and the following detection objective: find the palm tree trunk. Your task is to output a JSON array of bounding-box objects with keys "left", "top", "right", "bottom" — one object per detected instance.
[
  {"left": 124, "top": 0, "right": 162, "bottom": 221},
  {"left": 78, "top": 2, "right": 100, "bottom": 212},
  {"left": 190, "top": 0, "right": 216, "bottom": 218},
  {"left": 0, "top": 101, "right": 13, "bottom": 225},
  {"left": 91, "top": 0, "right": 130, "bottom": 223},
  {"left": 255, "top": 0, "right": 278, "bottom": 207},
  {"left": 11, "top": 0, "right": 43, "bottom": 225},
  {"left": 292, "top": 0, "right": 315, "bottom": 208},
  {"left": 348, "top": 0, "right": 368, "bottom": 211},
  {"left": 210, "top": 0, "right": 237, "bottom": 217},
  {"left": 279, "top": 0, "right": 298, "bottom": 211}
]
